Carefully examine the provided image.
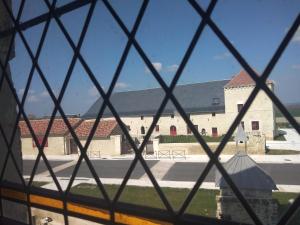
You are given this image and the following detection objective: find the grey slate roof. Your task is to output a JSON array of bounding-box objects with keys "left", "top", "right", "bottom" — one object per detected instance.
[
  {"left": 83, "top": 80, "right": 230, "bottom": 118},
  {"left": 215, "top": 151, "right": 277, "bottom": 191}
]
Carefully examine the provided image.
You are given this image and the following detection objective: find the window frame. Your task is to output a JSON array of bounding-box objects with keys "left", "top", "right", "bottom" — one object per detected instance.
[{"left": 251, "top": 121, "right": 260, "bottom": 131}]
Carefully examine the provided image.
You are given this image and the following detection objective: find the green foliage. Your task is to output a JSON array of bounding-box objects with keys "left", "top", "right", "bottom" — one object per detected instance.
[
  {"left": 275, "top": 103, "right": 300, "bottom": 117},
  {"left": 273, "top": 192, "right": 300, "bottom": 225},
  {"left": 274, "top": 134, "right": 286, "bottom": 141},
  {"left": 157, "top": 135, "right": 232, "bottom": 143},
  {"left": 266, "top": 150, "right": 300, "bottom": 155},
  {"left": 276, "top": 122, "right": 293, "bottom": 128}
]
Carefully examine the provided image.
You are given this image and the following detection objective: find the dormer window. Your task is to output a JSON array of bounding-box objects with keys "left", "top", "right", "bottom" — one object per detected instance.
[{"left": 212, "top": 97, "right": 220, "bottom": 105}]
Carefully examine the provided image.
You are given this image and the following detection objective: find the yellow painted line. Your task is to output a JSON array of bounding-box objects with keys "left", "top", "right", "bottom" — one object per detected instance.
[
  {"left": 1, "top": 188, "right": 27, "bottom": 201},
  {"left": 0, "top": 188, "right": 172, "bottom": 225},
  {"left": 68, "top": 202, "right": 110, "bottom": 220},
  {"left": 115, "top": 212, "right": 172, "bottom": 225},
  {"left": 30, "top": 194, "right": 64, "bottom": 209}
]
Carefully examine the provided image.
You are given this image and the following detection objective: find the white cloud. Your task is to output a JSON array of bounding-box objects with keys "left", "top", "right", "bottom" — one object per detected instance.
[
  {"left": 292, "top": 27, "right": 300, "bottom": 42},
  {"left": 88, "top": 86, "right": 100, "bottom": 97},
  {"left": 145, "top": 62, "right": 162, "bottom": 73},
  {"left": 213, "top": 52, "right": 231, "bottom": 60},
  {"left": 115, "top": 82, "right": 129, "bottom": 89},
  {"left": 166, "top": 64, "right": 179, "bottom": 72},
  {"left": 285, "top": 26, "right": 300, "bottom": 43},
  {"left": 292, "top": 64, "right": 300, "bottom": 70},
  {"left": 18, "top": 89, "right": 36, "bottom": 95},
  {"left": 28, "top": 90, "right": 35, "bottom": 94},
  {"left": 27, "top": 95, "right": 39, "bottom": 102},
  {"left": 40, "top": 90, "right": 49, "bottom": 97},
  {"left": 18, "top": 88, "right": 25, "bottom": 95}
]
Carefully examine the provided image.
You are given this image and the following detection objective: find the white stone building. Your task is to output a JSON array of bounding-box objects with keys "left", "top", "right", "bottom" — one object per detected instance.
[{"left": 85, "top": 70, "right": 276, "bottom": 140}]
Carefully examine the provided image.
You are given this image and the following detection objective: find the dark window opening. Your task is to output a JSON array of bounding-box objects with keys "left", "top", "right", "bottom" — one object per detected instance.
[
  {"left": 212, "top": 127, "right": 218, "bottom": 137},
  {"left": 141, "top": 126, "right": 145, "bottom": 134},
  {"left": 194, "top": 125, "right": 198, "bottom": 131},
  {"left": 241, "top": 121, "right": 245, "bottom": 130},
  {"left": 237, "top": 104, "right": 244, "bottom": 113},
  {"left": 212, "top": 112, "right": 216, "bottom": 117},
  {"left": 155, "top": 125, "right": 159, "bottom": 132},
  {"left": 187, "top": 125, "right": 198, "bottom": 134},
  {"left": 171, "top": 114, "right": 174, "bottom": 118},
  {"left": 170, "top": 125, "right": 177, "bottom": 136},
  {"left": 252, "top": 121, "right": 259, "bottom": 131},
  {"left": 187, "top": 126, "right": 191, "bottom": 134},
  {"left": 141, "top": 116, "right": 144, "bottom": 120},
  {"left": 212, "top": 97, "right": 220, "bottom": 105}
]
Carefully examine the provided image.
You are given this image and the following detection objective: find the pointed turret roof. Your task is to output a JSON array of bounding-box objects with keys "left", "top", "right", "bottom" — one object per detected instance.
[{"left": 215, "top": 151, "right": 277, "bottom": 191}]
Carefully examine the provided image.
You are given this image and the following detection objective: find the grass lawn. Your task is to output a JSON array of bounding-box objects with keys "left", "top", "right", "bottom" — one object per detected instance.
[
  {"left": 71, "top": 184, "right": 299, "bottom": 222},
  {"left": 266, "top": 149, "right": 300, "bottom": 155},
  {"left": 273, "top": 192, "right": 300, "bottom": 225},
  {"left": 71, "top": 184, "right": 217, "bottom": 217},
  {"left": 274, "top": 135, "right": 286, "bottom": 141}
]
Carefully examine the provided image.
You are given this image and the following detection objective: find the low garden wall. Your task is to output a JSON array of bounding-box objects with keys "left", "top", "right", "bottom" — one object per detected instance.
[{"left": 153, "top": 135, "right": 266, "bottom": 155}]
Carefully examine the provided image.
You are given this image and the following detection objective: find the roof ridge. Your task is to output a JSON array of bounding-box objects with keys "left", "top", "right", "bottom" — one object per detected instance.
[{"left": 111, "top": 79, "right": 231, "bottom": 94}]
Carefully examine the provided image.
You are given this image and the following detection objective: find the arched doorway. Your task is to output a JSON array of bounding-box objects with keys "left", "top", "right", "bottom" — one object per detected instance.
[{"left": 170, "top": 125, "right": 177, "bottom": 136}]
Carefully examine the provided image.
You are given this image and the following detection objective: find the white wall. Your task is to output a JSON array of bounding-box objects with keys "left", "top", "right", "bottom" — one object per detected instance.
[
  {"left": 21, "top": 136, "right": 66, "bottom": 155},
  {"left": 224, "top": 84, "right": 275, "bottom": 139},
  {"left": 80, "top": 135, "right": 122, "bottom": 157}
]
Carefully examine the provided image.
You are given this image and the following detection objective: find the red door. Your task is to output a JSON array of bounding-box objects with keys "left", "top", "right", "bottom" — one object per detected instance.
[
  {"left": 212, "top": 127, "right": 218, "bottom": 137},
  {"left": 170, "top": 126, "right": 177, "bottom": 136}
]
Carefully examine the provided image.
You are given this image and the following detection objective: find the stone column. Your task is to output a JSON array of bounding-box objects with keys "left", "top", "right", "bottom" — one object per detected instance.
[{"left": 0, "top": 0, "right": 28, "bottom": 223}]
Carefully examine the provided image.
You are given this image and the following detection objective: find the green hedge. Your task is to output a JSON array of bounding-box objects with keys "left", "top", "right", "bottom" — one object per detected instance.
[{"left": 157, "top": 135, "right": 232, "bottom": 143}]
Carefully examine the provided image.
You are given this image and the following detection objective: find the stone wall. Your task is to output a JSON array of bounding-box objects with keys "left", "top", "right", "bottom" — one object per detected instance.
[
  {"left": 157, "top": 140, "right": 265, "bottom": 155},
  {"left": 216, "top": 188, "right": 278, "bottom": 225},
  {"left": 21, "top": 136, "right": 67, "bottom": 155},
  {"left": 224, "top": 84, "right": 276, "bottom": 140}
]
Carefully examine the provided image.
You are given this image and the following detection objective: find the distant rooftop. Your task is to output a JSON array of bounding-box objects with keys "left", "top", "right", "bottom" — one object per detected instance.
[
  {"left": 19, "top": 118, "right": 81, "bottom": 137},
  {"left": 84, "top": 80, "right": 230, "bottom": 118},
  {"left": 71, "top": 119, "right": 121, "bottom": 138},
  {"left": 225, "top": 70, "right": 273, "bottom": 88}
]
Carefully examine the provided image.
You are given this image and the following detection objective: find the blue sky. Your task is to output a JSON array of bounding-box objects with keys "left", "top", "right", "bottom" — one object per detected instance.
[{"left": 8, "top": 0, "right": 300, "bottom": 116}]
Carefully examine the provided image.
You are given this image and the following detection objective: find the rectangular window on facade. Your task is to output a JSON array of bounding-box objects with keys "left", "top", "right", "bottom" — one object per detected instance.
[
  {"left": 141, "top": 116, "right": 144, "bottom": 120},
  {"left": 155, "top": 125, "right": 159, "bottom": 132},
  {"left": 187, "top": 126, "right": 191, "bottom": 134},
  {"left": 171, "top": 114, "right": 174, "bottom": 118},
  {"left": 241, "top": 121, "right": 245, "bottom": 130},
  {"left": 212, "top": 127, "right": 218, "bottom": 137},
  {"left": 194, "top": 125, "right": 198, "bottom": 131},
  {"left": 212, "top": 97, "right": 220, "bottom": 105},
  {"left": 252, "top": 121, "right": 259, "bottom": 130},
  {"left": 212, "top": 112, "right": 216, "bottom": 117},
  {"left": 187, "top": 125, "right": 198, "bottom": 134},
  {"left": 33, "top": 136, "right": 48, "bottom": 147},
  {"left": 237, "top": 104, "right": 244, "bottom": 112}
]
